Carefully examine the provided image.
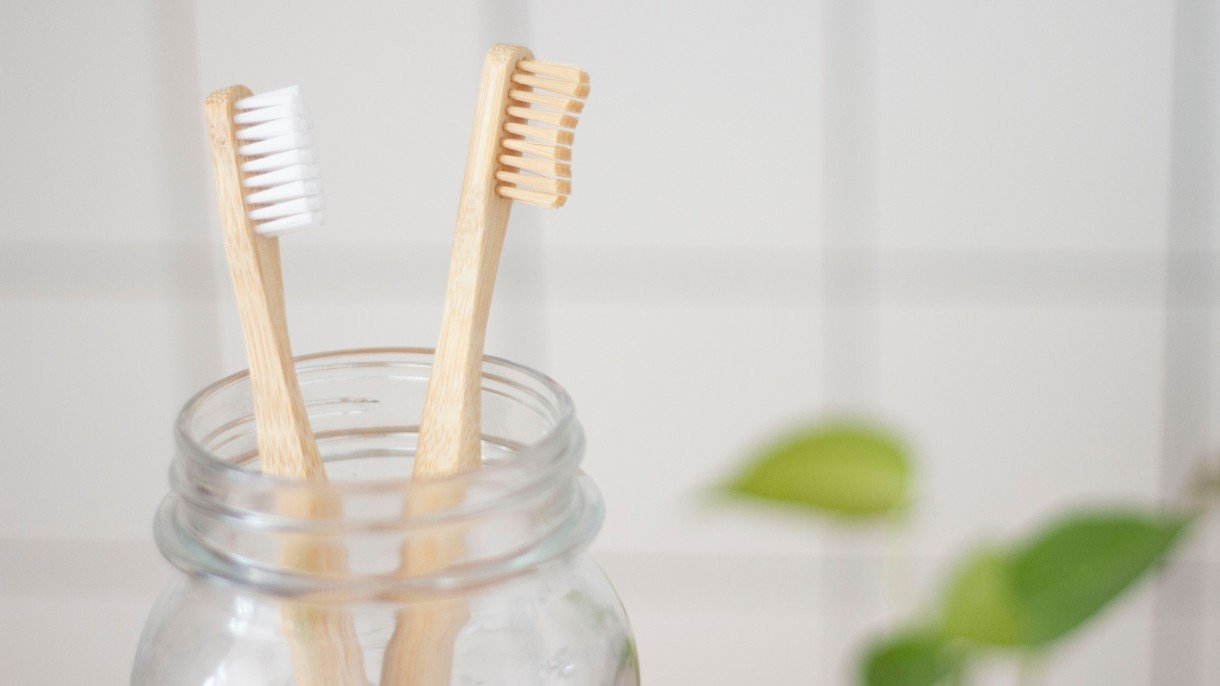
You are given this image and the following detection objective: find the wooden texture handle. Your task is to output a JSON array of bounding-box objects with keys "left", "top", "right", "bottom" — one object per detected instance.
[
  {"left": 205, "top": 86, "right": 325, "bottom": 479},
  {"left": 205, "top": 85, "right": 367, "bottom": 686},
  {"left": 380, "top": 45, "right": 534, "bottom": 686},
  {"left": 412, "top": 44, "right": 534, "bottom": 480}
]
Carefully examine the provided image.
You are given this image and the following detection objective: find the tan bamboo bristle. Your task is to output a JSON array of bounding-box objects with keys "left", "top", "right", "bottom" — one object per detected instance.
[
  {"left": 504, "top": 121, "right": 574, "bottom": 146},
  {"left": 495, "top": 58, "right": 589, "bottom": 208},
  {"left": 511, "top": 72, "right": 590, "bottom": 98},
  {"left": 509, "top": 89, "right": 585, "bottom": 113},
  {"left": 498, "top": 153, "right": 571, "bottom": 178},
  {"left": 507, "top": 106, "right": 578, "bottom": 128},
  {"left": 495, "top": 170, "right": 571, "bottom": 195},
  {"left": 502, "top": 137, "right": 571, "bottom": 160},
  {"left": 518, "top": 59, "right": 588, "bottom": 83}
]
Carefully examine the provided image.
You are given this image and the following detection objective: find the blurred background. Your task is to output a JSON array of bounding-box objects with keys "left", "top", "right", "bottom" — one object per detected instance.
[{"left": 2, "top": 0, "right": 1218, "bottom": 683}]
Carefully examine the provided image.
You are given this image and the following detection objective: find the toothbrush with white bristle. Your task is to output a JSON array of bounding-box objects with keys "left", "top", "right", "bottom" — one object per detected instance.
[{"left": 204, "top": 84, "right": 367, "bottom": 685}]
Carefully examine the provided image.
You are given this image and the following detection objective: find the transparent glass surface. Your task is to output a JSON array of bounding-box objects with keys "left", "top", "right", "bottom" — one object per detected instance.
[{"left": 131, "top": 349, "right": 638, "bottom": 685}]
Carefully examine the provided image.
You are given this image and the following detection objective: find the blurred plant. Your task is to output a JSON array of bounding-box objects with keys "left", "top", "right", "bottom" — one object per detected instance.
[
  {"left": 723, "top": 423, "right": 912, "bottom": 518},
  {"left": 719, "top": 422, "right": 1200, "bottom": 686}
]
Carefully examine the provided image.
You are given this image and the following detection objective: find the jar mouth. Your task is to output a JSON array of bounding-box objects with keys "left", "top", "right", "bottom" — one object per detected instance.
[
  {"left": 160, "top": 348, "right": 599, "bottom": 596},
  {"left": 174, "top": 347, "right": 578, "bottom": 500}
]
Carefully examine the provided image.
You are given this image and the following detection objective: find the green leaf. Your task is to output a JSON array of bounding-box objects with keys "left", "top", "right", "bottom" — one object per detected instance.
[
  {"left": 725, "top": 423, "right": 911, "bottom": 517},
  {"left": 1008, "top": 510, "right": 1190, "bottom": 644},
  {"left": 861, "top": 631, "right": 966, "bottom": 686},
  {"left": 940, "top": 549, "right": 1026, "bottom": 646},
  {"left": 942, "top": 510, "right": 1191, "bottom": 647}
]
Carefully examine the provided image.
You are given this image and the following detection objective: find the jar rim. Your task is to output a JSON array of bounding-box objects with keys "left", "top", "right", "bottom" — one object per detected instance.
[
  {"left": 162, "top": 347, "right": 600, "bottom": 595},
  {"left": 173, "top": 347, "right": 580, "bottom": 499}
]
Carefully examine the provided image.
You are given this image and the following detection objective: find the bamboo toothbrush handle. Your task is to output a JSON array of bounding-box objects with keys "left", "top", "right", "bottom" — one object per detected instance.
[
  {"left": 386, "top": 46, "right": 590, "bottom": 686},
  {"left": 380, "top": 45, "right": 534, "bottom": 686},
  {"left": 205, "top": 87, "right": 324, "bottom": 480},
  {"left": 413, "top": 45, "right": 535, "bottom": 480},
  {"left": 205, "top": 86, "right": 367, "bottom": 686}
]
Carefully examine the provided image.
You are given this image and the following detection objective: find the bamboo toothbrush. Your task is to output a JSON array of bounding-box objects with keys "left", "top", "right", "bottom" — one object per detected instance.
[
  {"left": 204, "top": 84, "right": 367, "bottom": 686},
  {"left": 380, "top": 44, "right": 590, "bottom": 686},
  {"left": 417, "top": 45, "right": 589, "bottom": 480}
]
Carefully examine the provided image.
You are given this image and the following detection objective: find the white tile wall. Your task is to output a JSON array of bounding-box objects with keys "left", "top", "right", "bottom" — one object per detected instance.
[
  {"left": 0, "top": 299, "right": 190, "bottom": 540},
  {"left": 2, "top": 0, "right": 1217, "bottom": 684},
  {"left": 874, "top": 0, "right": 1174, "bottom": 253},
  {"left": 0, "top": 541, "right": 168, "bottom": 685},
  {"left": 876, "top": 305, "right": 1165, "bottom": 557},
  {"left": 548, "top": 299, "right": 825, "bottom": 556},
  {"left": 528, "top": 0, "right": 826, "bottom": 251}
]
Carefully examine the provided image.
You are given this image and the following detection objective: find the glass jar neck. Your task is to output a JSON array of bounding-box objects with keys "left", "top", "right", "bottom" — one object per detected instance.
[{"left": 155, "top": 348, "right": 601, "bottom": 601}]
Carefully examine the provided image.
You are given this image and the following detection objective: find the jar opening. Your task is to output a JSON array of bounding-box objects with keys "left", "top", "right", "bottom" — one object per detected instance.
[
  {"left": 177, "top": 347, "right": 576, "bottom": 484},
  {"left": 157, "top": 348, "right": 601, "bottom": 598}
]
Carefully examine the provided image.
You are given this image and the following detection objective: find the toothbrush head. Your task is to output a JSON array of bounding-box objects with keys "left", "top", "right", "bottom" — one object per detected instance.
[
  {"left": 496, "top": 57, "right": 590, "bottom": 209},
  {"left": 233, "top": 86, "right": 323, "bottom": 236}
]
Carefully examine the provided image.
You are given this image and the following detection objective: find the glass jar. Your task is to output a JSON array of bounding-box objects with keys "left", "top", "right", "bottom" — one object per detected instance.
[{"left": 132, "top": 348, "right": 638, "bottom": 685}]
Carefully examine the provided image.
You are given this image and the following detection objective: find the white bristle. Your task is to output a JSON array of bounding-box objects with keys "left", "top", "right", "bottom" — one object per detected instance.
[
  {"left": 257, "top": 211, "right": 325, "bottom": 237},
  {"left": 234, "top": 85, "right": 322, "bottom": 236},
  {"left": 235, "top": 85, "right": 302, "bottom": 109},
  {"left": 236, "top": 117, "right": 308, "bottom": 141},
  {"left": 241, "top": 148, "right": 316, "bottom": 173},
  {"left": 233, "top": 103, "right": 305, "bottom": 125},
  {"left": 244, "top": 163, "right": 319, "bottom": 189},
  {"left": 249, "top": 196, "right": 324, "bottom": 220},
  {"left": 246, "top": 179, "right": 322, "bottom": 205},
  {"left": 238, "top": 131, "right": 314, "bottom": 157}
]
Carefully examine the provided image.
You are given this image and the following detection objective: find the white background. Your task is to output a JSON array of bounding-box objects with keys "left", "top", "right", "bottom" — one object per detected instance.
[{"left": 2, "top": 0, "right": 1219, "bottom": 683}]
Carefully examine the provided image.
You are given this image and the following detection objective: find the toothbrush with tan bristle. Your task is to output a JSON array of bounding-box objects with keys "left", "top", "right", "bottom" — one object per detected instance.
[
  {"left": 204, "top": 84, "right": 367, "bottom": 686},
  {"left": 415, "top": 45, "right": 588, "bottom": 480},
  {"left": 380, "top": 45, "right": 590, "bottom": 685}
]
